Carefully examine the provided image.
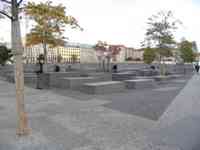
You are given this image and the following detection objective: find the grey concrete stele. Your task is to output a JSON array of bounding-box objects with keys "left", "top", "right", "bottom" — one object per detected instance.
[
  {"left": 112, "top": 72, "right": 136, "bottom": 81},
  {"left": 124, "top": 79, "right": 155, "bottom": 89},
  {"left": 24, "top": 73, "right": 50, "bottom": 89},
  {"left": 59, "top": 77, "right": 98, "bottom": 89},
  {"left": 82, "top": 81, "right": 125, "bottom": 94},
  {"left": 153, "top": 75, "right": 173, "bottom": 83}
]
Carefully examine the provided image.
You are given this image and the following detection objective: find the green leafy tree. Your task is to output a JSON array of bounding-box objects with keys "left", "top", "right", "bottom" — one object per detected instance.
[
  {"left": 143, "top": 47, "right": 156, "bottom": 64},
  {"left": 0, "top": 45, "right": 13, "bottom": 65},
  {"left": 94, "top": 41, "right": 107, "bottom": 71},
  {"left": 25, "top": 1, "right": 82, "bottom": 63},
  {"left": 144, "top": 10, "right": 181, "bottom": 75},
  {"left": 179, "top": 40, "right": 195, "bottom": 63}
]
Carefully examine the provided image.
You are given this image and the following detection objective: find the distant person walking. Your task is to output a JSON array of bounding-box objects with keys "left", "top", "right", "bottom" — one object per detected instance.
[
  {"left": 194, "top": 63, "right": 200, "bottom": 74},
  {"left": 112, "top": 64, "right": 118, "bottom": 73}
]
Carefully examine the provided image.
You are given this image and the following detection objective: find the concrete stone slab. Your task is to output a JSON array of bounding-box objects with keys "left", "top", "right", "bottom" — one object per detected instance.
[
  {"left": 124, "top": 79, "right": 155, "bottom": 89},
  {"left": 153, "top": 75, "right": 173, "bottom": 84},
  {"left": 153, "top": 87, "right": 180, "bottom": 92},
  {"left": 112, "top": 72, "right": 136, "bottom": 81},
  {"left": 82, "top": 81, "right": 125, "bottom": 94},
  {"left": 59, "top": 77, "right": 97, "bottom": 89},
  {"left": 48, "top": 72, "right": 81, "bottom": 88}
]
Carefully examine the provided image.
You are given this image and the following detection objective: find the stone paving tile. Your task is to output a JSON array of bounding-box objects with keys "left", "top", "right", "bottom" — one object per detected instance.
[
  {"left": 29, "top": 115, "right": 92, "bottom": 150},
  {"left": 0, "top": 129, "right": 65, "bottom": 150},
  {"left": 157, "top": 75, "right": 200, "bottom": 128},
  {"left": 153, "top": 86, "right": 180, "bottom": 92},
  {"left": 50, "top": 106, "right": 155, "bottom": 150}
]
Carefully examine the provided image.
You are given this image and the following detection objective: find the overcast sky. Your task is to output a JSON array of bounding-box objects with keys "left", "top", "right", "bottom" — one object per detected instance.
[{"left": 0, "top": 0, "right": 200, "bottom": 49}]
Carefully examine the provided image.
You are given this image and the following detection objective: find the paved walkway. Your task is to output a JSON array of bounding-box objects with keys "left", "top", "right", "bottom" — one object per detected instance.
[{"left": 0, "top": 74, "right": 199, "bottom": 150}]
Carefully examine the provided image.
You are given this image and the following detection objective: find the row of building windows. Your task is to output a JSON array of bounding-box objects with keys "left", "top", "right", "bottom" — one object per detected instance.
[
  {"left": 25, "top": 56, "right": 80, "bottom": 64},
  {"left": 24, "top": 47, "right": 81, "bottom": 64},
  {"left": 23, "top": 46, "right": 145, "bottom": 64}
]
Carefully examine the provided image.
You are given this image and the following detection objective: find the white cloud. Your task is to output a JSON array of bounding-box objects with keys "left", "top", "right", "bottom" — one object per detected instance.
[{"left": 0, "top": 0, "right": 200, "bottom": 50}]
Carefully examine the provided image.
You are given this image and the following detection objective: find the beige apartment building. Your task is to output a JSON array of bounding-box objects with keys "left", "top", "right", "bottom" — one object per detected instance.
[{"left": 23, "top": 44, "right": 83, "bottom": 64}]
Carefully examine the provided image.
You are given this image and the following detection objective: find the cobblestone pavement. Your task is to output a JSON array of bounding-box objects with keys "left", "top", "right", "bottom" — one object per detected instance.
[{"left": 0, "top": 74, "right": 199, "bottom": 150}]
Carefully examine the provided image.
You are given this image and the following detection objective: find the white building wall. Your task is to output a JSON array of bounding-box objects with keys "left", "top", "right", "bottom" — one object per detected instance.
[
  {"left": 115, "top": 48, "right": 126, "bottom": 62},
  {"left": 80, "top": 48, "right": 98, "bottom": 63}
]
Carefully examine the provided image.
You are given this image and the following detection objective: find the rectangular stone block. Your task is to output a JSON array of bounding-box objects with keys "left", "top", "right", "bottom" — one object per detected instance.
[
  {"left": 48, "top": 72, "right": 81, "bottom": 87},
  {"left": 112, "top": 71, "right": 136, "bottom": 81},
  {"left": 153, "top": 75, "right": 172, "bottom": 83},
  {"left": 169, "top": 74, "right": 184, "bottom": 79},
  {"left": 82, "top": 81, "right": 125, "bottom": 94},
  {"left": 124, "top": 79, "right": 155, "bottom": 89},
  {"left": 87, "top": 72, "right": 112, "bottom": 81},
  {"left": 24, "top": 73, "right": 50, "bottom": 89},
  {"left": 59, "top": 77, "right": 98, "bottom": 89}
]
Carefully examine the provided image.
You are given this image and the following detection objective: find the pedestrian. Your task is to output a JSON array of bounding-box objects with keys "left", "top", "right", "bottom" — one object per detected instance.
[
  {"left": 112, "top": 64, "right": 118, "bottom": 73},
  {"left": 194, "top": 63, "right": 200, "bottom": 74},
  {"left": 150, "top": 65, "right": 155, "bottom": 70}
]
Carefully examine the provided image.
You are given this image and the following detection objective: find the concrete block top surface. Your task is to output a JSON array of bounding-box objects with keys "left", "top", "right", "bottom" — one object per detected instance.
[
  {"left": 136, "top": 76, "right": 154, "bottom": 79},
  {"left": 170, "top": 74, "right": 183, "bottom": 77},
  {"left": 125, "top": 79, "right": 154, "bottom": 82},
  {"left": 154, "top": 75, "right": 171, "bottom": 78},
  {"left": 62, "top": 77, "right": 95, "bottom": 80},
  {"left": 48, "top": 72, "right": 79, "bottom": 74},
  {"left": 113, "top": 72, "right": 134, "bottom": 75},
  {"left": 84, "top": 81, "right": 122, "bottom": 86}
]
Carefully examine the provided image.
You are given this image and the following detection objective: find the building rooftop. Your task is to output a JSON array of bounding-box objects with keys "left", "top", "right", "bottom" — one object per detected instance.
[{"left": 64, "top": 42, "right": 94, "bottom": 49}]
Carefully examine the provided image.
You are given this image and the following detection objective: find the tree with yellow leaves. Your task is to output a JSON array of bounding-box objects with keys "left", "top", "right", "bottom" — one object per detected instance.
[{"left": 25, "top": 1, "right": 82, "bottom": 63}]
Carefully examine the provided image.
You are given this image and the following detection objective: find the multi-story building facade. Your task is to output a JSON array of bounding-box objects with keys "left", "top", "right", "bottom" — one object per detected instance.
[
  {"left": 24, "top": 41, "right": 165, "bottom": 64},
  {"left": 125, "top": 47, "right": 134, "bottom": 60},
  {"left": 23, "top": 43, "right": 95, "bottom": 64},
  {"left": 126, "top": 48, "right": 144, "bottom": 61},
  {"left": 23, "top": 42, "right": 128, "bottom": 64}
]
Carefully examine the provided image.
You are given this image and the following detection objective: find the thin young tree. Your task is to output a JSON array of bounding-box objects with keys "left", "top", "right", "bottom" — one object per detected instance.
[
  {"left": 94, "top": 41, "right": 122, "bottom": 72},
  {"left": 108, "top": 45, "right": 122, "bottom": 71},
  {"left": 0, "top": 0, "right": 30, "bottom": 136},
  {"left": 94, "top": 41, "right": 107, "bottom": 71},
  {"left": 144, "top": 10, "right": 181, "bottom": 75},
  {"left": 143, "top": 47, "right": 156, "bottom": 64}
]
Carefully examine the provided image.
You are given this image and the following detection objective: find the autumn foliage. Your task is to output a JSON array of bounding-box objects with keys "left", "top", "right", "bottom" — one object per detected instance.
[{"left": 25, "top": 1, "right": 82, "bottom": 62}]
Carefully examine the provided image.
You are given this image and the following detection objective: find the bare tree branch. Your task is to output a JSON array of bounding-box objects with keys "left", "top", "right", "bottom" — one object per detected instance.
[
  {"left": 17, "top": 0, "right": 23, "bottom": 6},
  {"left": 0, "top": 10, "right": 12, "bottom": 19},
  {"left": 0, "top": 0, "right": 11, "bottom": 4}
]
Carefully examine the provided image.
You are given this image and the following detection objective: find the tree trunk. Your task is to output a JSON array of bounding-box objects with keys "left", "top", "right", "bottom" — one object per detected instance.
[
  {"left": 43, "top": 42, "right": 47, "bottom": 64},
  {"left": 11, "top": 0, "right": 29, "bottom": 136}
]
